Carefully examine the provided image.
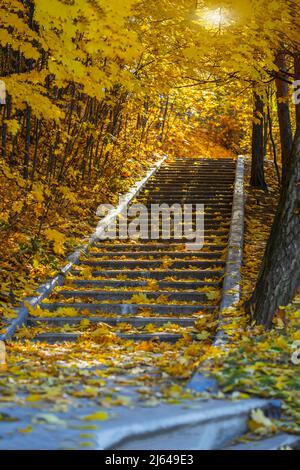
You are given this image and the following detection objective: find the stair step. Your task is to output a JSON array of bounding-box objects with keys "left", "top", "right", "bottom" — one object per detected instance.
[
  {"left": 87, "top": 251, "right": 224, "bottom": 259},
  {"left": 122, "top": 213, "right": 232, "bottom": 220},
  {"left": 32, "top": 332, "right": 187, "bottom": 343},
  {"left": 91, "top": 243, "right": 227, "bottom": 251},
  {"left": 39, "top": 302, "right": 217, "bottom": 315},
  {"left": 78, "top": 260, "right": 225, "bottom": 269},
  {"left": 95, "top": 398, "right": 279, "bottom": 450},
  {"left": 113, "top": 225, "right": 230, "bottom": 232},
  {"left": 137, "top": 205, "right": 232, "bottom": 211},
  {"left": 28, "top": 316, "right": 197, "bottom": 327},
  {"left": 136, "top": 198, "right": 233, "bottom": 202},
  {"left": 140, "top": 191, "right": 234, "bottom": 196},
  {"left": 71, "top": 269, "right": 224, "bottom": 280},
  {"left": 69, "top": 279, "right": 221, "bottom": 289},
  {"left": 55, "top": 290, "right": 216, "bottom": 302}
]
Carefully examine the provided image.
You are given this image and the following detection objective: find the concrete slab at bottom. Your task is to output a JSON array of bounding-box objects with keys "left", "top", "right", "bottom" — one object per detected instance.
[
  {"left": 97, "top": 398, "right": 276, "bottom": 450},
  {"left": 0, "top": 397, "right": 278, "bottom": 450}
]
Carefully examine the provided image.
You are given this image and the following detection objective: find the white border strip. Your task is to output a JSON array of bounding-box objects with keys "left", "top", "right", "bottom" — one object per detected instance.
[
  {"left": 220, "top": 155, "right": 245, "bottom": 310},
  {"left": 0, "top": 154, "right": 167, "bottom": 341},
  {"left": 215, "top": 155, "right": 245, "bottom": 345}
]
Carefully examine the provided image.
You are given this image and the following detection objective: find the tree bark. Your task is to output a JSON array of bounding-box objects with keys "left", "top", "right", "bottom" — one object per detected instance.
[
  {"left": 250, "top": 91, "right": 267, "bottom": 189},
  {"left": 275, "top": 51, "right": 293, "bottom": 180},
  {"left": 294, "top": 53, "right": 300, "bottom": 126},
  {"left": 248, "top": 57, "right": 300, "bottom": 327}
]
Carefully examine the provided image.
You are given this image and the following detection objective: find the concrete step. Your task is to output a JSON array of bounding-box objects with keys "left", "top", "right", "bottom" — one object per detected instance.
[
  {"left": 149, "top": 180, "right": 234, "bottom": 184},
  {"left": 69, "top": 279, "right": 221, "bottom": 289},
  {"left": 91, "top": 243, "right": 227, "bottom": 251},
  {"left": 166, "top": 171, "right": 233, "bottom": 174},
  {"left": 28, "top": 316, "right": 197, "bottom": 328},
  {"left": 39, "top": 302, "right": 217, "bottom": 315},
  {"left": 55, "top": 290, "right": 216, "bottom": 303},
  {"left": 94, "top": 231, "right": 229, "bottom": 242},
  {"left": 78, "top": 260, "right": 225, "bottom": 269},
  {"left": 71, "top": 269, "right": 224, "bottom": 280},
  {"left": 92, "top": 398, "right": 280, "bottom": 450},
  {"left": 121, "top": 213, "right": 232, "bottom": 219},
  {"left": 121, "top": 212, "right": 232, "bottom": 220},
  {"left": 135, "top": 199, "right": 232, "bottom": 209},
  {"left": 87, "top": 251, "right": 224, "bottom": 259},
  {"left": 145, "top": 182, "right": 234, "bottom": 186},
  {"left": 146, "top": 176, "right": 233, "bottom": 180},
  {"left": 113, "top": 223, "right": 230, "bottom": 231},
  {"left": 32, "top": 332, "right": 187, "bottom": 343},
  {"left": 140, "top": 190, "right": 234, "bottom": 195},
  {"left": 136, "top": 197, "right": 233, "bottom": 202}
]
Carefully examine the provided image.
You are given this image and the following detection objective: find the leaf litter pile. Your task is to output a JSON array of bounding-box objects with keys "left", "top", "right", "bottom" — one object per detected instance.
[{"left": 1, "top": 160, "right": 300, "bottom": 443}]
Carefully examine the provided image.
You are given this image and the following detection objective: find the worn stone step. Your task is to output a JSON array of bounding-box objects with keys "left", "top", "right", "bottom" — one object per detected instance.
[
  {"left": 69, "top": 279, "right": 221, "bottom": 289},
  {"left": 115, "top": 218, "right": 231, "bottom": 226},
  {"left": 127, "top": 204, "right": 232, "bottom": 211},
  {"left": 130, "top": 205, "right": 232, "bottom": 211},
  {"left": 28, "top": 316, "right": 197, "bottom": 328},
  {"left": 91, "top": 243, "right": 227, "bottom": 251},
  {"left": 148, "top": 186, "right": 233, "bottom": 190},
  {"left": 146, "top": 177, "right": 234, "bottom": 181},
  {"left": 122, "top": 212, "right": 232, "bottom": 220},
  {"left": 55, "top": 290, "right": 215, "bottom": 302},
  {"left": 112, "top": 225, "right": 230, "bottom": 232},
  {"left": 39, "top": 302, "right": 217, "bottom": 315},
  {"left": 148, "top": 172, "right": 234, "bottom": 176},
  {"left": 94, "top": 230, "right": 229, "bottom": 241},
  {"left": 156, "top": 174, "right": 234, "bottom": 178},
  {"left": 32, "top": 332, "right": 187, "bottom": 343},
  {"left": 137, "top": 204, "right": 232, "bottom": 210},
  {"left": 156, "top": 169, "right": 235, "bottom": 173},
  {"left": 141, "top": 189, "right": 234, "bottom": 195},
  {"left": 154, "top": 165, "right": 235, "bottom": 169},
  {"left": 136, "top": 197, "right": 233, "bottom": 202},
  {"left": 78, "top": 259, "right": 225, "bottom": 269},
  {"left": 139, "top": 191, "right": 233, "bottom": 195},
  {"left": 71, "top": 269, "right": 224, "bottom": 280},
  {"left": 149, "top": 180, "right": 234, "bottom": 185},
  {"left": 113, "top": 223, "right": 230, "bottom": 231},
  {"left": 87, "top": 251, "right": 224, "bottom": 260}
]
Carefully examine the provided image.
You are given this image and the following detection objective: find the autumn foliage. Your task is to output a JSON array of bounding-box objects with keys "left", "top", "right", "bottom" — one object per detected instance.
[{"left": 0, "top": 1, "right": 299, "bottom": 316}]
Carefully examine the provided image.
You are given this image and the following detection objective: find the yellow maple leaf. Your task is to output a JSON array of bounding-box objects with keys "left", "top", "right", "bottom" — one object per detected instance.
[
  {"left": 248, "top": 409, "right": 277, "bottom": 435},
  {"left": 44, "top": 228, "right": 67, "bottom": 255},
  {"left": 83, "top": 411, "right": 109, "bottom": 422}
]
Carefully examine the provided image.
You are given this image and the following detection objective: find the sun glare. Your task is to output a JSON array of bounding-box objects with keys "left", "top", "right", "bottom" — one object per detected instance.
[{"left": 196, "top": 7, "right": 233, "bottom": 30}]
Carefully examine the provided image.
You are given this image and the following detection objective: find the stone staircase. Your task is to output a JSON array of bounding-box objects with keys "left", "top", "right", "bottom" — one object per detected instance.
[
  {"left": 25, "top": 157, "right": 237, "bottom": 343},
  {"left": 4, "top": 156, "right": 299, "bottom": 451}
]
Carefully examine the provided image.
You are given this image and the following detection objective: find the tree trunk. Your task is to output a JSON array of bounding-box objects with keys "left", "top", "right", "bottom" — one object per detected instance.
[
  {"left": 250, "top": 91, "right": 267, "bottom": 189},
  {"left": 275, "top": 51, "right": 293, "bottom": 180},
  {"left": 294, "top": 53, "right": 300, "bottom": 126},
  {"left": 248, "top": 57, "right": 300, "bottom": 327}
]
